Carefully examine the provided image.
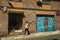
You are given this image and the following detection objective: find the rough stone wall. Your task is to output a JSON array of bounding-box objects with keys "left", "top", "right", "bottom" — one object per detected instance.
[
  {"left": 0, "top": 0, "right": 60, "bottom": 35},
  {"left": 51, "top": 1, "right": 60, "bottom": 30},
  {"left": 2, "top": 0, "right": 10, "bottom": 7},
  {"left": 23, "top": 0, "right": 37, "bottom": 8},
  {"left": 51, "top": 1, "right": 60, "bottom": 10},
  {"left": 22, "top": 10, "right": 36, "bottom": 33},
  {"left": 22, "top": 0, "right": 42, "bottom": 9},
  {"left": 0, "top": 10, "right": 8, "bottom": 35},
  {"left": 0, "top": 0, "right": 2, "bottom": 6},
  {"left": 0, "top": 0, "right": 9, "bottom": 35},
  {"left": 55, "top": 15, "right": 60, "bottom": 30},
  {"left": 9, "top": 8, "right": 56, "bottom": 33}
]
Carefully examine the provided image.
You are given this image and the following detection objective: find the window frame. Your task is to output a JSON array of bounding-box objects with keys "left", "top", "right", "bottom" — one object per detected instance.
[
  {"left": 37, "top": 0, "right": 51, "bottom": 3},
  {"left": 9, "top": 0, "right": 22, "bottom": 2}
]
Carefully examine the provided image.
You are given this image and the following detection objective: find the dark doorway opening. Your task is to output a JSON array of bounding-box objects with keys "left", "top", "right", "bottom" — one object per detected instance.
[{"left": 8, "top": 13, "right": 25, "bottom": 34}]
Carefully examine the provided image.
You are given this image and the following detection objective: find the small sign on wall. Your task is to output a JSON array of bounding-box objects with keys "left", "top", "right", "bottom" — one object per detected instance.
[
  {"left": 56, "top": 11, "right": 60, "bottom": 16},
  {"left": 2, "top": 6, "right": 7, "bottom": 13}
]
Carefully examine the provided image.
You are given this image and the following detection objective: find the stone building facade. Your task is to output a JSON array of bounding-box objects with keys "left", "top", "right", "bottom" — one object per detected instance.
[{"left": 0, "top": 0, "right": 60, "bottom": 36}]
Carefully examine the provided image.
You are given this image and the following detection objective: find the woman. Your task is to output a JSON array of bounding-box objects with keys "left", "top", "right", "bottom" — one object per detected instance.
[{"left": 24, "top": 21, "right": 30, "bottom": 35}]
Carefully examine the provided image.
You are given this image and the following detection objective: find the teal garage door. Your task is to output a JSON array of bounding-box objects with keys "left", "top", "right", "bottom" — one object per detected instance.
[
  {"left": 36, "top": 15, "right": 44, "bottom": 32},
  {"left": 47, "top": 17, "right": 54, "bottom": 31},
  {"left": 36, "top": 15, "right": 54, "bottom": 32}
]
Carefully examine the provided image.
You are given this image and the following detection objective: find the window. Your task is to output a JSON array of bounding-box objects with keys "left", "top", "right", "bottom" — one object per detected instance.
[
  {"left": 37, "top": 0, "right": 42, "bottom": 6},
  {"left": 42, "top": 0, "right": 50, "bottom": 2},
  {"left": 37, "top": 0, "right": 50, "bottom": 6},
  {"left": 9, "top": 0, "right": 22, "bottom": 2},
  {"left": 37, "top": 0, "right": 42, "bottom": 2},
  {"left": 37, "top": 0, "right": 50, "bottom": 2},
  {"left": 37, "top": 2, "right": 42, "bottom": 6}
]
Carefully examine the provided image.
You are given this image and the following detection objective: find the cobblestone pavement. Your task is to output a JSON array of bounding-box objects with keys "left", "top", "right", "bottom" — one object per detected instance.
[{"left": 0, "top": 31, "right": 60, "bottom": 40}]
